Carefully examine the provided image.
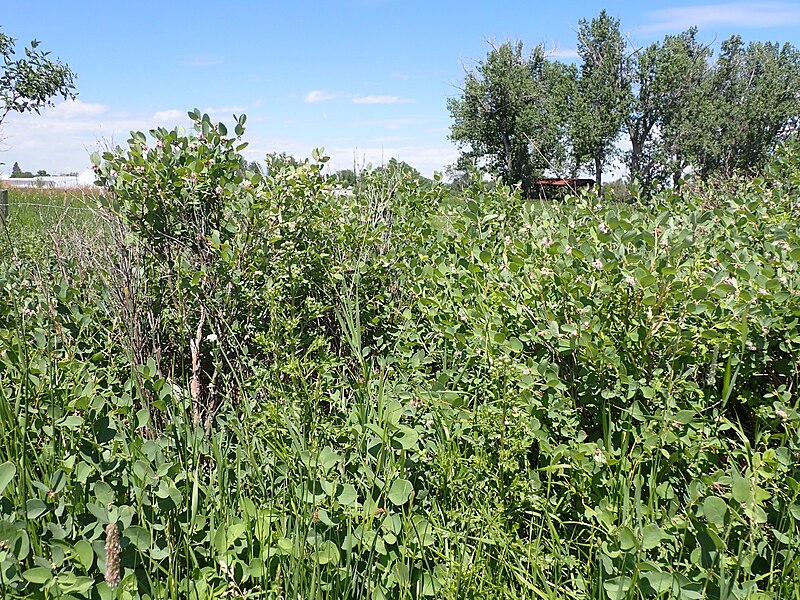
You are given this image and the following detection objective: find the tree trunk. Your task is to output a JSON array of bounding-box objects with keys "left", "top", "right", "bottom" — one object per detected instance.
[
  {"left": 594, "top": 155, "right": 603, "bottom": 190},
  {"left": 502, "top": 132, "right": 512, "bottom": 181},
  {"left": 629, "top": 138, "right": 642, "bottom": 183}
]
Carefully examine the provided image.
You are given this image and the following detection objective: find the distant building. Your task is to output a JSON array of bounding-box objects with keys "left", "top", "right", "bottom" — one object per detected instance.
[
  {"left": 534, "top": 178, "right": 595, "bottom": 198},
  {"left": 0, "top": 169, "right": 97, "bottom": 188}
]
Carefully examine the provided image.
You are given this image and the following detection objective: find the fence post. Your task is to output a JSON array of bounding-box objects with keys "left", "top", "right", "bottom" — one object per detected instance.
[{"left": 0, "top": 189, "right": 7, "bottom": 221}]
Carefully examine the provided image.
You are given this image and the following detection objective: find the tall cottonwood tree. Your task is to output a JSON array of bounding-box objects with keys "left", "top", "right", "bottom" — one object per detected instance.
[
  {"left": 694, "top": 36, "right": 800, "bottom": 176},
  {"left": 571, "top": 10, "right": 631, "bottom": 189},
  {"left": 448, "top": 41, "right": 568, "bottom": 195},
  {"left": 625, "top": 29, "right": 711, "bottom": 190}
]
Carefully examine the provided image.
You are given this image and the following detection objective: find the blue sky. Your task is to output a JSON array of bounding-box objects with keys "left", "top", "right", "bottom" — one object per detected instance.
[{"left": 2, "top": 1, "right": 800, "bottom": 178}]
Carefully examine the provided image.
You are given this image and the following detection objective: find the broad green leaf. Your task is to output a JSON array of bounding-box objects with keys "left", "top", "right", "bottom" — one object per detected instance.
[
  {"left": 641, "top": 571, "right": 674, "bottom": 595},
  {"left": 227, "top": 522, "right": 247, "bottom": 547},
  {"left": 313, "top": 540, "right": 340, "bottom": 565},
  {"left": 317, "top": 447, "right": 341, "bottom": 472},
  {"left": 506, "top": 336, "right": 524, "bottom": 352},
  {"left": 74, "top": 539, "right": 94, "bottom": 570},
  {"left": 94, "top": 481, "right": 114, "bottom": 505},
  {"left": 0, "top": 462, "right": 16, "bottom": 495},
  {"left": 124, "top": 526, "right": 151, "bottom": 551},
  {"left": 135, "top": 408, "right": 150, "bottom": 429},
  {"left": 26, "top": 499, "right": 47, "bottom": 519},
  {"left": 420, "top": 572, "right": 442, "bottom": 596},
  {"left": 394, "top": 426, "right": 420, "bottom": 451},
  {"left": 732, "top": 472, "right": 751, "bottom": 504},
  {"left": 618, "top": 525, "right": 637, "bottom": 550},
  {"left": 64, "top": 575, "right": 95, "bottom": 594},
  {"left": 22, "top": 566, "right": 53, "bottom": 584},
  {"left": 641, "top": 524, "right": 667, "bottom": 550},
  {"left": 249, "top": 558, "right": 265, "bottom": 577},
  {"left": 702, "top": 496, "right": 728, "bottom": 527},
  {"left": 277, "top": 537, "right": 295, "bottom": 556},
  {"left": 604, "top": 576, "right": 632, "bottom": 600},
  {"left": 337, "top": 484, "right": 359, "bottom": 507},
  {"left": 411, "top": 515, "right": 435, "bottom": 546},
  {"left": 58, "top": 415, "right": 84, "bottom": 429},
  {"left": 387, "top": 479, "right": 413, "bottom": 506}
]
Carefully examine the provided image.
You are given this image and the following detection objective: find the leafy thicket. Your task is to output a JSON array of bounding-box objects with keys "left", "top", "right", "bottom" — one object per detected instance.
[{"left": 1, "top": 114, "right": 799, "bottom": 599}]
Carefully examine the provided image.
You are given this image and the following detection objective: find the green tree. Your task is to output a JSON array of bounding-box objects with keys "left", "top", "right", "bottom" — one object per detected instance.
[
  {"left": 625, "top": 28, "right": 711, "bottom": 190},
  {"left": 448, "top": 41, "right": 568, "bottom": 195},
  {"left": 693, "top": 36, "right": 800, "bottom": 176},
  {"left": 334, "top": 168, "right": 357, "bottom": 187},
  {"left": 571, "top": 10, "right": 631, "bottom": 189},
  {"left": 0, "top": 29, "right": 76, "bottom": 126},
  {"left": 10, "top": 160, "right": 21, "bottom": 177}
]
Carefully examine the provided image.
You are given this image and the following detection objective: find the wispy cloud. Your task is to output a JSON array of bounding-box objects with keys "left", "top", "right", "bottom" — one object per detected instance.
[
  {"left": 48, "top": 99, "right": 109, "bottom": 117},
  {"left": 641, "top": 2, "right": 800, "bottom": 33},
  {"left": 352, "top": 95, "right": 415, "bottom": 105},
  {"left": 152, "top": 109, "right": 185, "bottom": 122},
  {"left": 304, "top": 90, "right": 340, "bottom": 103},
  {"left": 548, "top": 47, "right": 580, "bottom": 59},
  {"left": 389, "top": 71, "right": 409, "bottom": 80}
]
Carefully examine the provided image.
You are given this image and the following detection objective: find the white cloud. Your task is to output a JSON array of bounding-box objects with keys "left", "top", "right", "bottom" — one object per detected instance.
[
  {"left": 641, "top": 2, "right": 800, "bottom": 33},
  {"left": 48, "top": 99, "right": 109, "bottom": 117},
  {"left": 304, "top": 90, "right": 340, "bottom": 103},
  {"left": 352, "top": 95, "right": 415, "bottom": 105},
  {"left": 152, "top": 109, "right": 185, "bottom": 122},
  {"left": 548, "top": 47, "right": 580, "bottom": 59},
  {"left": 203, "top": 105, "right": 247, "bottom": 116}
]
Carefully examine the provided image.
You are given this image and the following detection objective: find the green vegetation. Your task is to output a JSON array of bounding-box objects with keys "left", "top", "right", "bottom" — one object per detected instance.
[
  {"left": 0, "top": 28, "right": 76, "bottom": 127},
  {"left": 448, "top": 11, "right": 800, "bottom": 196},
  {"left": 1, "top": 112, "right": 799, "bottom": 599},
  {"left": 8, "top": 162, "right": 49, "bottom": 179}
]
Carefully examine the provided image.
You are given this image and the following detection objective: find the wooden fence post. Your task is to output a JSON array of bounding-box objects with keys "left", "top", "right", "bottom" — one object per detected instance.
[{"left": 0, "top": 189, "right": 7, "bottom": 220}]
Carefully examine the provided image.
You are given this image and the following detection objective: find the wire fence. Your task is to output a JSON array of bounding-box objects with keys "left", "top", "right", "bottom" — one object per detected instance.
[{"left": 4, "top": 203, "right": 98, "bottom": 211}]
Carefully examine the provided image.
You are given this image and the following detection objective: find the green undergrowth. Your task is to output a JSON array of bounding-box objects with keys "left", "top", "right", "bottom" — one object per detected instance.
[{"left": 0, "top": 115, "right": 799, "bottom": 599}]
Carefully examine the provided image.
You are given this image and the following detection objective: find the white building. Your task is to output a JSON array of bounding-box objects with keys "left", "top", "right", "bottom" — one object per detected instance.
[{"left": 0, "top": 169, "right": 97, "bottom": 188}]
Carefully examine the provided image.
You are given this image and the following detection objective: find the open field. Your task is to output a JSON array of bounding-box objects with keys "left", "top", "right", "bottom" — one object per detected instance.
[
  {"left": 1, "top": 137, "right": 799, "bottom": 599},
  {"left": 0, "top": 187, "right": 97, "bottom": 234}
]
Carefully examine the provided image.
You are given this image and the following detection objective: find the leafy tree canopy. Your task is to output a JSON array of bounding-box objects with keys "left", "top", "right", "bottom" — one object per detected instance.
[
  {"left": 0, "top": 29, "right": 76, "bottom": 126},
  {"left": 448, "top": 41, "right": 569, "bottom": 195}
]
